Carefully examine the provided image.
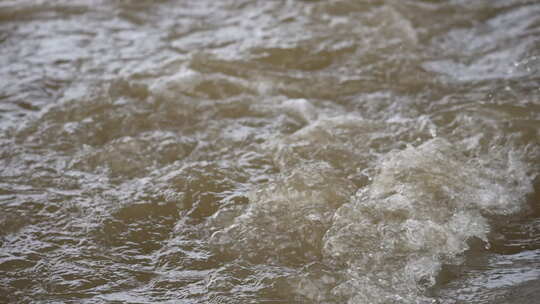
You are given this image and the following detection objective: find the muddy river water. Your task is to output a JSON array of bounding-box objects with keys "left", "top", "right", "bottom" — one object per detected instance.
[{"left": 1, "top": 0, "right": 539, "bottom": 303}]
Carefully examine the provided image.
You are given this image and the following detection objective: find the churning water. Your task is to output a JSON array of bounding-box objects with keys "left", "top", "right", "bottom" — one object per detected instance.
[{"left": 1, "top": 0, "right": 539, "bottom": 303}]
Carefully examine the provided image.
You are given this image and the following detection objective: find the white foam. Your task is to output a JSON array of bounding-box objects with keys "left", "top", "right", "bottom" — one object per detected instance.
[{"left": 322, "top": 138, "right": 533, "bottom": 302}]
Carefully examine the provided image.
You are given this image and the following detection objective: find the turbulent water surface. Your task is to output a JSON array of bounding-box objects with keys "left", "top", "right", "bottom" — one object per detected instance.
[{"left": 1, "top": 0, "right": 540, "bottom": 303}]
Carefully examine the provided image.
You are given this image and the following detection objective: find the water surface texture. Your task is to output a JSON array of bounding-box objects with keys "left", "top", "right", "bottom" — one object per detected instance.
[{"left": 1, "top": 0, "right": 539, "bottom": 303}]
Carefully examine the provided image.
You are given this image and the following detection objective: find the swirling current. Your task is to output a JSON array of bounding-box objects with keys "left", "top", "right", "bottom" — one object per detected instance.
[{"left": 1, "top": 0, "right": 539, "bottom": 303}]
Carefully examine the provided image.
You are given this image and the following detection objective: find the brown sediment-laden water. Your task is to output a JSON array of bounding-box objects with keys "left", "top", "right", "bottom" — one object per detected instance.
[{"left": 1, "top": 0, "right": 539, "bottom": 303}]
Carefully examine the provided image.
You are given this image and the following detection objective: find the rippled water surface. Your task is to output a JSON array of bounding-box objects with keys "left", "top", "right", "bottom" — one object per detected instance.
[{"left": 1, "top": 0, "right": 539, "bottom": 303}]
